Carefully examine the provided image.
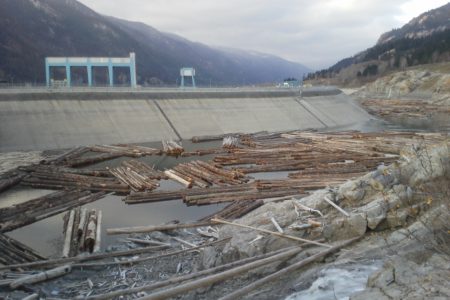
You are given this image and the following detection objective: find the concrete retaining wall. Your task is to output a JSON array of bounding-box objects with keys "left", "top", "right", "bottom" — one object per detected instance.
[{"left": 0, "top": 89, "right": 372, "bottom": 151}]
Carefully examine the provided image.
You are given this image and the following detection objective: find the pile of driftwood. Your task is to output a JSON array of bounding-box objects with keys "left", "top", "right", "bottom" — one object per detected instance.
[
  {"left": 0, "top": 189, "right": 105, "bottom": 233},
  {"left": 164, "top": 160, "right": 248, "bottom": 188},
  {"left": 109, "top": 160, "right": 166, "bottom": 192},
  {"left": 62, "top": 208, "right": 102, "bottom": 257},
  {"left": 361, "top": 98, "right": 450, "bottom": 119},
  {"left": 214, "top": 131, "right": 446, "bottom": 175},
  {"left": 162, "top": 140, "right": 184, "bottom": 156}
]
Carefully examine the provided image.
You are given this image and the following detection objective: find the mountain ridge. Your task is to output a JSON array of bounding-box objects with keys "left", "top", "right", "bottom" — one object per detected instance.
[
  {"left": 305, "top": 2, "right": 450, "bottom": 85},
  {"left": 0, "top": 0, "right": 310, "bottom": 86}
]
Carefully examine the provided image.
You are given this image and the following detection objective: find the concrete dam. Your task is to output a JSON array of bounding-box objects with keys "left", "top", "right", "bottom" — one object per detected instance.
[{"left": 0, "top": 88, "right": 372, "bottom": 151}]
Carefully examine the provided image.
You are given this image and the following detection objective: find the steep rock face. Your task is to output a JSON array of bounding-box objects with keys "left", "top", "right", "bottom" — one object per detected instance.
[{"left": 0, "top": 0, "right": 310, "bottom": 85}]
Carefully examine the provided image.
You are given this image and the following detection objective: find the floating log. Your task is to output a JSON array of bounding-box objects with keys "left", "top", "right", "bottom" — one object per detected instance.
[
  {"left": 191, "top": 134, "right": 230, "bottom": 143},
  {"left": 66, "top": 152, "right": 123, "bottom": 167},
  {"left": 164, "top": 170, "right": 192, "bottom": 188},
  {"left": 9, "top": 265, "right": 72, "bottom": 289},
  {"left": 62, "top": 210, "right": 75, "bottom": 258},
  {"left": 0, "top": 173, "right": 25, "bottom": 194},
  {"left": 107, "top": 221, "right": 213, "bottom": 235},
  {"left": 0, "top": 234, "right": 45, "bottom": 265},
  {"left": 93, "top": 210, "right": 102, "bottom": 253},
  {"left": 41, "top": 146, "right": 90, "bottom": 165}
]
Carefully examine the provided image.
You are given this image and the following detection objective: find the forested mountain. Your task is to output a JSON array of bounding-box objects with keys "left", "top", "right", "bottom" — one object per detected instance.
[
  {"left": 306, "top": 3, "right": 450, "bottom": 83},
  {"left": 0, "top": 0, "right": 310, "bottom": 86}
]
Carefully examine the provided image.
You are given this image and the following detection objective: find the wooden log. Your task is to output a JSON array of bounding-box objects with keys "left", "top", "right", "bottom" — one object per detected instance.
[
  {"left": 0, "top": 237, "right": 230, "bottom": 271},
  {"left": 84, "top": 210, "right": 97, "bottom": 253},
  {"left": 219, "top": 236, "right": 362, "bottom": 300},
  {"left": 191, "top": 134, "right": 228, "bottom": 143},
  {"left": 77, "top": 208, "right": 88, "bottom": 239},
  {"left": 9, "top": 265, "right": 72, "bottom": 289},
  {"left": 125, "top": 238, "right": 171, "bottom": 247},
  {"left": 66, "top": 152, "right": 123, "bottom": 167},
  {"left": 0, "top": 174, "right": 25, "bottom": 194},
  {"left": 62, "top": 210, "right": 75, "bottom": 258},
  {"left": 136, "top": 247, "right": 302, "bottom": 300},
  {"left": 164, "top": 170, "right": 192, "bottom": 188},
  {"left": 211, "top": 218, "right": 331, "bottom": 248},
  {"left": 93, "top": 210, "right": 102, "bottom": 253},
  {"left": 107, "top": 221, "right": 213, "bottom": 235}
]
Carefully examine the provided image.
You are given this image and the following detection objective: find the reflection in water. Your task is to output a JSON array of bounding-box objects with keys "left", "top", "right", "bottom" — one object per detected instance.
[{"left": 8, "top": 192, "right": 225, "bottom": 257}]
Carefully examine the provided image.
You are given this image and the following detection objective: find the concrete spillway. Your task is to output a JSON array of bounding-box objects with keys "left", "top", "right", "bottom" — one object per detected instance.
[{"left": 0, "top": 88, "right": 372, "bottom": 151}]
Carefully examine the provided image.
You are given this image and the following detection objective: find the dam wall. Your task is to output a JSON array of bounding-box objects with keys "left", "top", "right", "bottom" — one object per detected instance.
[{"left": 0, "top": 88, "right": 372, "bottom": 151}]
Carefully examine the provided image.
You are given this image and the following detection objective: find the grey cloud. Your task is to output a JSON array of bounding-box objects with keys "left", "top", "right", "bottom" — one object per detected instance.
[{"left": 78, "top": 0, "right": 449, "bottom": 69}]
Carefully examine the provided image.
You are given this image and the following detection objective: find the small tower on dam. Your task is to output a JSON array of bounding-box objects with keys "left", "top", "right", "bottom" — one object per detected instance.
[
  {"left": 45, "top": 52, "right": 137, "bottom": 88},
  {"left": 180, "top": 67, "right": 196, "bottom": 88}
]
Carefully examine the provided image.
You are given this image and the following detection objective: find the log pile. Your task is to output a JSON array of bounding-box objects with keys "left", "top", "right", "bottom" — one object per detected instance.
[
  {"left": 214, "top": 131, "right": 446, "bottom": 175},
  {"left": 124, "top": 182, "right": 304, "bottom": 206},
  {"left": 0, "top": 190, "right": 106, "bottom": 233},
  {"left": 62, "top": 208, "right": 102, "bottom": 257},
  {"left": 20, "top": 165, "right": 129, "bottom": 193},
  {"left": 0, "top": 234, "right": 45, "bottom": 265},
  {"left": 361, "top": 98, "right": 450, "bottom": 119},
  {"left": 90, "top": 144, "right": 161, "bottom": 157},
  {"left": 162, "top": 140, "right": 184, "bottom": 156},
  {"left": 124, "top": 184, "right": 255, "bottom": 204},
  {"left": 109, "top": 160, "right": 166, "bottom": 192},
  {"left": 166, "top": 160, "right": 248, "bottom": 188}
]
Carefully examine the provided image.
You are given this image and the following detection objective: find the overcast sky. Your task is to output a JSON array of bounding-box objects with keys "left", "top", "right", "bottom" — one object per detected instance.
[{"left": 78, "top": 0, "right": 449, "bottom": 70}]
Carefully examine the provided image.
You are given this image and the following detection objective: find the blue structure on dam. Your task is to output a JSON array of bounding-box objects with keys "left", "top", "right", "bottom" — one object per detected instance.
[{"left": 45, "top": 52, "right": 137, "bottom": 87}]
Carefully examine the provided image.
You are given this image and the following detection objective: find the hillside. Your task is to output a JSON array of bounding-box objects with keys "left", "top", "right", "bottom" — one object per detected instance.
[
  {"left": 306, "top": 2, "right": 450, "bottom": 86},
  {"left": 0, "top": 0, "right": 310, "bottom": 86}
]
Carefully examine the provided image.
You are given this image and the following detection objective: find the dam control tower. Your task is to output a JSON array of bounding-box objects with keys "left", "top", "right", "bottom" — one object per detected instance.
[{"left": 45, "top": 52, "right": 137, "bottom": 88}]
